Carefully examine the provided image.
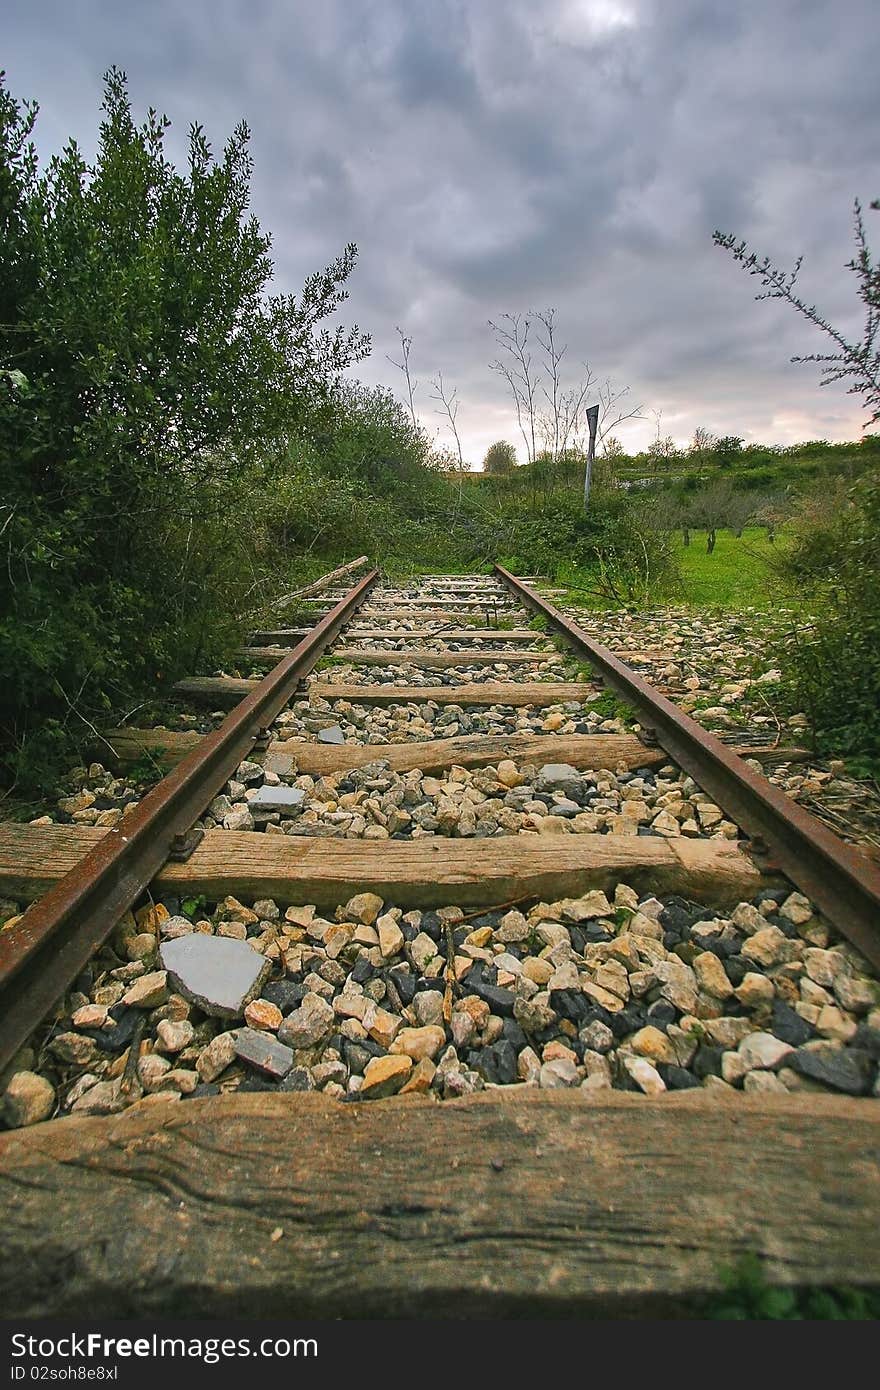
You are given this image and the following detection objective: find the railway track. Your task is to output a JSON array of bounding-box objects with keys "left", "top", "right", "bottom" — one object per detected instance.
[{"left": 1, "top": 561, "right": 879, "bottom": 1315}]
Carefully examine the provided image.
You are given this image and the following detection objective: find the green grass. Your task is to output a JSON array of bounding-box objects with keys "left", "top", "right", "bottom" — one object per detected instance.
[{"left": 674, "top": 527, "right": 785, "bottom": 608}]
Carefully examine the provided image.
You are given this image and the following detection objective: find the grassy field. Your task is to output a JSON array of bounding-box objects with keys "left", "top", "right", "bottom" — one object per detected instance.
[{"left": 674, "top": 527, "right": 785, "bottom": 607}]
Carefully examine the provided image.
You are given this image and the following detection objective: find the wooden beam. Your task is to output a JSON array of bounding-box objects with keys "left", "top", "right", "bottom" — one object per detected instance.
[
  {"left": 101, "top": 727, "right": 204, "bottom": 766},
  {"left": 1, "top": 1091, "right": 877, "bottom": 1317},
  {"left": 102, "top": 726, "right": 813, "bottom": 775},
  {"left": 359, "top": 608, "right": 507, "bottom": 622},
  {"left": 173, "top": 675, "right": 258, "bottom": 705},
  {"left": 260, "top": 628, "right": 543, "bottom": 644},
  {"left": 308, "top": 681, "right": 595, "bottom": 707},
  {"left": 363, "top": 599, "right": 517, "bottom": 609},
  {"left": 248, "top": 627, "right": 310, "bottom": 645},
  {"left": 0, "top": 824, "right": 762, "bottom": 907},
  {"left": 264, "top": 732, "right": 666, "bottom": 777},
  {"left": 242, "top": 647, "right": 556, "bottom": 668}
]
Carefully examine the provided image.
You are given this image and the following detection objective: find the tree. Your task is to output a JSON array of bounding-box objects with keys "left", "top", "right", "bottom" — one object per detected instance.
[
  {"left": 716, "top": 436, "right": 744, "bottom": 467},
  {"left": 488, "top": 313, "right": 539, "bottom": 463},
  {"left": 488, "top": 308, "right": 640, "bottom": 467},
  {"left": 483, "top": 440, "right": 517, "bottom": 475},
  {"left": 714, "top": 197, "right": 880, "bottom": 425},
  {"left": 684, "top": 477, "right": 756, "bottom": 552},
  {"left": 430, "top": 372, "right": 465, "bottom": 470},
  {"left": 690, "top": 426, "right": 716, "bottom": 464},
  {"left": 647, "top": 434, "right": 680, "bottom": 468},
  {"left": 645, "top": 408, "right": 680, "bottom": 470}
]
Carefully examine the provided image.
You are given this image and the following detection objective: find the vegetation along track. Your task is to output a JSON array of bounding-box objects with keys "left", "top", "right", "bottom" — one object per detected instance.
[{"left": 2, "top": 562, "right": 880, "bottom": 1314}]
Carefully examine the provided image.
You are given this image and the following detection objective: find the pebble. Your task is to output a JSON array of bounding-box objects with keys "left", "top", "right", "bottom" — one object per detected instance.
[
  {"left": 3, "top": 1071, "right": 55, "bottom": 1127},
  {"left": 233, "top": 1026, "right": 294, "bottom": 1079},
  {"left": 121, "top": 971, "right": 168, "bottom": 1009},
  {"left": 244, "top": 999, "right": 284, "bottom": 1031},
  {"left": 196, "top": 1031, "right": 238, "bottom": 1082},
  {"left": 156, "top": 1019, "right": 195, "bottom": 1054},
  {"left": 278, "top": 992, "right": 335, "bottom": 1048},
  {"left": 359, "top": 1054, "right": 413, "bottom": 1098},
  {"left": 737, "top": 1032, "right": 793, "bottom": 1071},
  {"left": 13, "top": 616, "right": 880, "bottom": 1121},
  {"left": 622, "top": 1056, "right": 666, "bottom": 1094},
  {"left": 390, "top": 1025, "right": 446, "bottom": 1062}
]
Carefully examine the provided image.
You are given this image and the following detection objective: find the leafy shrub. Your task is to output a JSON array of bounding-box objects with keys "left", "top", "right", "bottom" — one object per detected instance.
[
  {"left": 482, "top": 440, "right": 517, "bottom": 474},
  {"left": 0, "top": 68, "right": 366, "bottom": 789},
  {"left": 775, "top": 468, "right": 880, "bottom": 772}
]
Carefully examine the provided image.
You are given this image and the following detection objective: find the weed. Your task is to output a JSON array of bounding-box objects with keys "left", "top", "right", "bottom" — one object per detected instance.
[
  {"left": 589, "top": 688, "right": 635, "bottom": 723},
  {"left": 697, "top": 1255, "right": 880, "bottom": 1320}
]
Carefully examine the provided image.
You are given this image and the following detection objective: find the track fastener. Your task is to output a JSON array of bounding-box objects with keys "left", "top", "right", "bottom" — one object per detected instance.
[{"left": 169, "top": 828, "right": 204, "bottom": 862}]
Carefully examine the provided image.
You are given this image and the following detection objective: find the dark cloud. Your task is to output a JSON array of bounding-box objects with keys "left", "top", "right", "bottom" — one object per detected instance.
[{"left": 4, "top": 0, "right": 876, "bottom": 459}]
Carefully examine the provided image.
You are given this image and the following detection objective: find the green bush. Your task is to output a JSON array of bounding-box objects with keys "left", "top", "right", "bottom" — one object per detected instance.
[
  {"left": 0, "top": 68, "right": 367, "bottom": 790},
  {"left": 482, "top": 440, "right": 517, "bottom": 475},
  {"left": 776, "top": 468, "right": 880, "bottom": 772}
]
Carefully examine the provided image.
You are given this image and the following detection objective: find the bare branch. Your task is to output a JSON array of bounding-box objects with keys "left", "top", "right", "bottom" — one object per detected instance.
[
  {"left": 488, "top": 313, "right": 538, "bottom": 462},
  {"left": 386, "top": 325, "right": 419, "bottom": 427},
  {"left": 430, "top": 372, "right": 464, "bottom": 469},
  {"left": 714, "top": 198, "right": 880, "bottom": 425}
]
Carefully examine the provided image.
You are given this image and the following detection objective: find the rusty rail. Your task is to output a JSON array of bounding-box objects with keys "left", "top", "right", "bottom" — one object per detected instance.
[
  {"left": 0, "top": 568, "right": 379, "bottom": 1074},
  {"left": 494, "top": 563, "right": 880, "bottom": 970}
]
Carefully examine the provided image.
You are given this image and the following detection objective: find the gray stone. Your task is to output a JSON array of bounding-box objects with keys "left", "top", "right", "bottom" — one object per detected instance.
[
  {"left": 278, "top": 992, "right": 335, "bottom": 1048},
  {"left": 790, "top": 1044, "right": 873, "bottom": 1095},
  {"left": 233, "top": 1026, "right": 293, "bottom": 1079},
  {"left": 412, "top": 990, "right": 445, "bottom": 1027},
  {"left": 317, "top": 725, "right": 345, "bottom": 744},
  {"left": 160, "top": 935, "right": 271, "bottom": 1019},
  {"left": 535, "top": 763, "right": 581, "bottom": 794},
  {"left": 579, "top": 1020, "right": 615, "bottom": 1053},
  {"left": 539, "top": 1058, "right": 580, "bottom": 1088},
  {"left": 279, "top": 1066, "right": 316, "bottom": 1092},
  {"left": 249, "top": 785, "right": 307, "bottom": 812}
]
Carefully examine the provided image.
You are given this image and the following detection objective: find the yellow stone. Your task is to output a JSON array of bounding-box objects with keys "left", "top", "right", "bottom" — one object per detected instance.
[
  {"left": 360, "top": 1054, "right": 413, "bottom": 1099},
  {"left": 390, "top": 1025, "right": 446, "bottom": 1062},
  {"left": 244, "top": 999, "right": 283, "bottom": 1031},
  {"left": 400, "top": 1057, "right": 436, "bottom": 1094},
  {"left": 464, "top": 926, "right": 493, "bottom": 948},
  {"left": 629, "top": 1026, "right": 677, "bottom": 1064},
  {"left": 135, "top": 902, "right": 169, "bottom": 933},
  {"left": 522, "top": 957, "right": 554, "bottom": 986},
  {"left": 365, "top": 1006, "right": 403, "bottom": 1048}
]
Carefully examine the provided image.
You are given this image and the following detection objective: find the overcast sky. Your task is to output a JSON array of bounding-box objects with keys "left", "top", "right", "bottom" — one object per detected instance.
[{"left": 5, "top": 0, "right": 878, "bottom": 463}]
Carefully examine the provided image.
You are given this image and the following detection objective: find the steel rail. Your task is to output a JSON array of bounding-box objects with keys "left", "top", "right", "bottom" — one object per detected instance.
[
  {"left": 0, "top": 567, "right": 379, "bottom": 1074},
  {"left": 494, "top": 563, "right": 880, "bottom": 969}
]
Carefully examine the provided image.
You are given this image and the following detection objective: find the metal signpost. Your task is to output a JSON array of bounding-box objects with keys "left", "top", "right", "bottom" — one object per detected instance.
[{"left": 583, "top": 403, "right": 599, "bottom": 508}]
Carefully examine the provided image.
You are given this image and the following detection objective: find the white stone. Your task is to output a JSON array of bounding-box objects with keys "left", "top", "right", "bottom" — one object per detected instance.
[{"left": 738, "top": 1032, "right": 793, "bottom": 1071}]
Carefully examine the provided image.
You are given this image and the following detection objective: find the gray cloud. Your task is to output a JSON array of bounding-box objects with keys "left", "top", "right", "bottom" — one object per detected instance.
[{"left": 4, "top": 0, "right": 877, "bottom": 460}]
